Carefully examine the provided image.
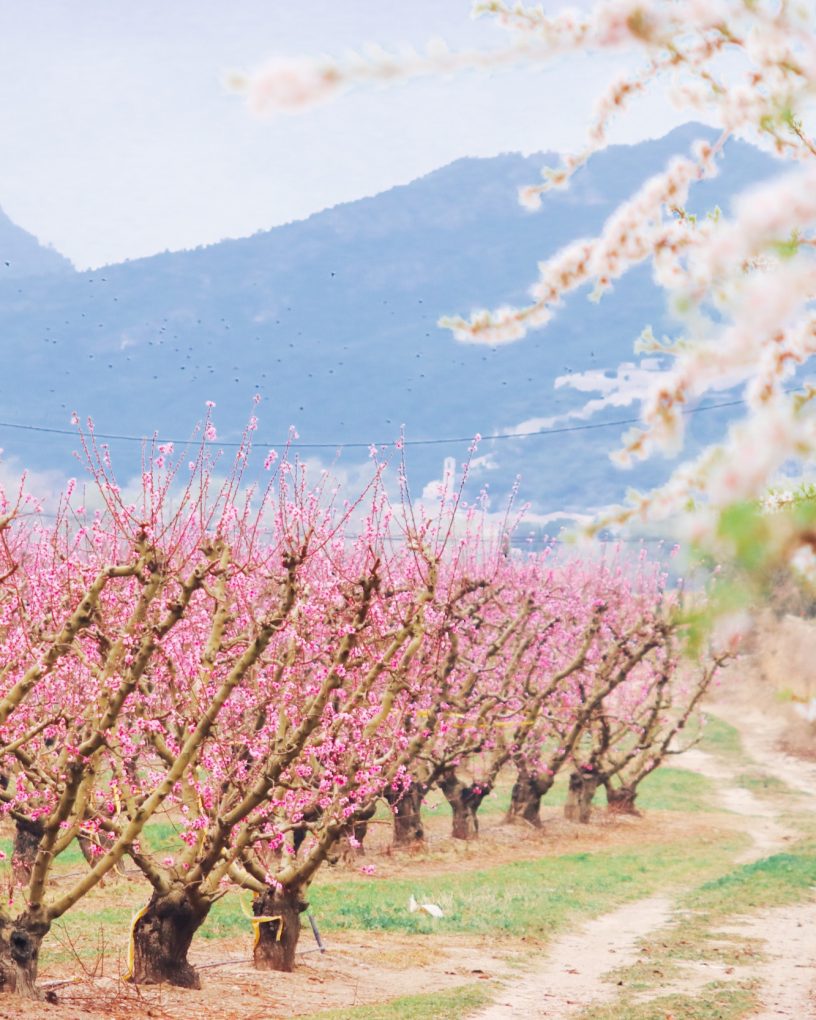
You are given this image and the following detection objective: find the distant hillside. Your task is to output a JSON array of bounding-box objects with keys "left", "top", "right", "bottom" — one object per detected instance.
[
  {"left": 0, "top": 124, "right": 782, "bottom": 522},
  {"left": 0, "top": 206, "right": 74, "bottom": 278}
]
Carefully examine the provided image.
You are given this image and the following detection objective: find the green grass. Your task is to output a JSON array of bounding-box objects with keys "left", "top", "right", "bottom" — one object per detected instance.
[
  {"left": 103, "top": 825, "right": 742, "bottom": 948},
  {"left": 402, "top": 761, "right": 717, "bottom": 831},
  {"left": 634, "top": 766, "right": 717, "bottom": 813},
  {"left": 301, "top": 835, "right": 742, "bottom": 940},
  {"left": 693, "top": 848, "right": 816, "bottom": 912},
  {"left": 733, "top": 770, "right": 793, "bottom": 799},
  {"left": 298, "top": 983, "right": 493, "bottom": 1020},
  {"left": 41, "top": 825, "right": 741, "bottom": 971},
  {"left": 24, "top": 759, "right": 724, "bottom": 960},
  {"left": 698, "top": 714, "right": 743, "bottom": 758}
]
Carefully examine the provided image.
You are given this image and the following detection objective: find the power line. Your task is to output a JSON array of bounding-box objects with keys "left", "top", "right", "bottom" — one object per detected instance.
[{"left": 0, "top": 394, "right": 750, "bottom": 451}]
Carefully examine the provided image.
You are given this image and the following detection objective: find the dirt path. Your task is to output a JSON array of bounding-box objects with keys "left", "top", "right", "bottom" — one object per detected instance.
[
  {"left": 706, "top": 706, "right": 816, "bottom": 1018},
  {"left": 469, "top": 895, "right": 673, "bottom": 1019},
  {"left": 719, "top": 900, "right": 816, "bottom": 1019},
  {"left": 468, "top": 706, "right": 816, "bottom": 1020},
  {"left": 720, "top": 706, "right": 816, "bottom": 799},
  {"left": 679, "top": 745, "right": 796, "bottom": 863},
  {"left": 638, "top": 708, "right": 816, "bottom": 1018}
]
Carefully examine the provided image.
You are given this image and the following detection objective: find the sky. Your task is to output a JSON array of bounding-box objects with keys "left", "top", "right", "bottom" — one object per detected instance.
[{"left": 0, "top": 0, "right": 693, "bottom": 269}]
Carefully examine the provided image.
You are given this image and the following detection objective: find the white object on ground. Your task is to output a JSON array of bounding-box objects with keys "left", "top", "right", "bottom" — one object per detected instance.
[{"left": 408, "top": 894, "right": 444, "bottom": 918}]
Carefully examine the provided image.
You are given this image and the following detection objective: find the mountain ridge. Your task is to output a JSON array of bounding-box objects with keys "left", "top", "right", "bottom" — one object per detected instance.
[
  {"left": 0, "top": 205, "right": 75, "bottom": 278},
  {"left": 0, "top": 123, "right": 783, "bottom": 522}
]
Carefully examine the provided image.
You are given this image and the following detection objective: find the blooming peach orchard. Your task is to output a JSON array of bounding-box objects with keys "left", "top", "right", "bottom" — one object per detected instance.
[
  {"left": 234, "top": 0, "right": 816, "bottom": 577},
  {"left": 0, "top": 412, "right": 720, "bottom": 1000}
]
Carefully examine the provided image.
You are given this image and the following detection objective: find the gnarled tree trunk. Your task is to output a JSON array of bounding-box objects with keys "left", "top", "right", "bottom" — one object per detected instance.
[
  {"left": 438, "top": 771, "right": 488, "bottom": 841},
  {"left": 12, "top": 819, "right": 43, "bottom": 887},
  {"left": 128, "top": 886, "right": 211, "bottom": 988},
  {"left": 252, "top": 885, "right": 308, "bottom": 973},
  {"left": 564, "top": 767, "right": 600, "bottom": 824},
  {"left": 507, "top": 766, "right": 552, "bottom": 828},
  {"left": 0, "top": 914, "right": 49, "bottom": 999},
  {"left": 605, "top": 783, "right": 640, "bottom": 816},
  {"left": 385, "top": 782, "right": 426, "bottom": 846}
]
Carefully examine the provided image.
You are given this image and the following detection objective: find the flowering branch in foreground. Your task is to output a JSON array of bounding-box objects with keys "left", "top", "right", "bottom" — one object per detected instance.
[{"left": 235, "top": 1, "right": 816, "bottom": 561}]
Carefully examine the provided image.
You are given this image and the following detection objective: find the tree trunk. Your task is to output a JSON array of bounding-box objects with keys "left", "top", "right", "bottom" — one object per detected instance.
[
  {"left": 347, "top": 803, "right": 377, "bottom": 855},
  {"left": 564, "top": 768, "right": 600, "bottom": 824},
  {"left": 128, "top": 886, "right": 210, "bottom": 988},
  {"left": 12, "top": 818, "right": 43, "bottom": 887},
  {"left": 605, "top": 784, "right": 640, "bottom": 816},
  {"left": 0, "top": 915, "right": 49, "bottom": 999},
  {"left": 385, "top": 782, "right": 425, "bottom": 846},
  {"left": 438, "top": 772, "right": 488, "bottom": 841},
  {"left": 252, "top": 886, "right": 308, "bottom": 973},
  {"left": 506, "top": 766, "right": 548, "bottom": 828}
]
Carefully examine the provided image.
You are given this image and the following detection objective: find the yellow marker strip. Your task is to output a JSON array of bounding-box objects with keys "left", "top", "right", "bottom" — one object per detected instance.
[
  {"left": 123, "top": 903, "right": 150, "bottom": 981},
  {"left": 240, "top": 890, "right": 284, "bottom": 944},
  {"left": 251, "top": 914, "right": 284, "bottom": 947}
]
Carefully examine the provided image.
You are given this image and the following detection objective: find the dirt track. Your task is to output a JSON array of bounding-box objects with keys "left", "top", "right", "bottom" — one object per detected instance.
[
  {"left": 468, "top": 704, "right": 816, "bottom": 1019},
  {"left": 471, "top": 895, "right": 674, "bottom": 1019}
]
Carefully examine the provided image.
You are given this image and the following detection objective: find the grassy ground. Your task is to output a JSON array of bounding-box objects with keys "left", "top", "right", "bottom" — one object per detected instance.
[
  {"left": 575, "top": 981, "right": 758, "bottom": 1020},
  {"left": 300, "top": 838, "right": 743, "bottom": 941},
  {"left": 697, "top": 713, "right": 743, "bottom": 758},
  {"left": 32, "top": 760, "right": 722, "bottom": 961},
  {"left": 298, "top": 984, "right": 494, "bottom": 1020}
]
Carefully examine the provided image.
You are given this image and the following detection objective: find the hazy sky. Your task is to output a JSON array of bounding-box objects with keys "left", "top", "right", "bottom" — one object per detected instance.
[{"left": 0, "top": 1, "right": 692, "bottom": 268}]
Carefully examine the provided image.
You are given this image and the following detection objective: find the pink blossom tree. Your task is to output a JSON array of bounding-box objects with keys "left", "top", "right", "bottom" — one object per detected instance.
[
  {"left": 85, "top": 450, "right": 505, "bottom": 983},
  {"left": 0, "top": 422, "right": 713, "bottom": 998},
  {"left": 121, "top": 532, "right": 484, "bottom": 981},
  {"left": 0, "top": 414, "right": 360, "bottom": 997},
  {"left": 590, "top": 645, "right": 727, "bottom": 815}
]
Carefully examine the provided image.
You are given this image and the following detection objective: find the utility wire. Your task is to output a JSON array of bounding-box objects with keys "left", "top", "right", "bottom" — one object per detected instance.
[{"left": 0, "top": 394, "right": 749, "bottom": 450}]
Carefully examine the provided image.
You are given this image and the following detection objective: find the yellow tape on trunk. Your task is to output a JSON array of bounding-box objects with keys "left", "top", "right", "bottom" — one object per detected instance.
[
  {"left": 123, "top": 903, "right": 150, "bottom": 981},
  {"left": 239, "top": 891, "right": 284, "bottom": 945},
  {"left": 251, "top": 914, "right": 284, "bottom": 947}
]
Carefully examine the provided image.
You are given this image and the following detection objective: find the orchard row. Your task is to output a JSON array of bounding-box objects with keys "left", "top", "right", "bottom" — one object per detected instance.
[{"left": 0, "top": 425, "right": 721, "bottom": 998}]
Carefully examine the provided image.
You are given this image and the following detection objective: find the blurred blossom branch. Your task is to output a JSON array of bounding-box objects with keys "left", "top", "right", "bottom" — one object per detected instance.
[{"left": 233, "top": 0, "right": 816, "bottom": 568}]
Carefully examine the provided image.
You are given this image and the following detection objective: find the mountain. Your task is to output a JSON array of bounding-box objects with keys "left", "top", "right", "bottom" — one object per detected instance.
[
  {"left": 0, "top": 125, "right": 781, "bottom": 526},
  {"left": 0, "top": 206, "right": 74, "bottom": 278}
]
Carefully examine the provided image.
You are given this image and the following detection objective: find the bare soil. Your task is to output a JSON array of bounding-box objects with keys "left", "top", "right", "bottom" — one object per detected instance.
[
  {"left": 2, "top": 931, "right": 505, "bottom": 1020},
  {"left": 718, "top": 901, "right": 816, "bottom": 1019}
]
